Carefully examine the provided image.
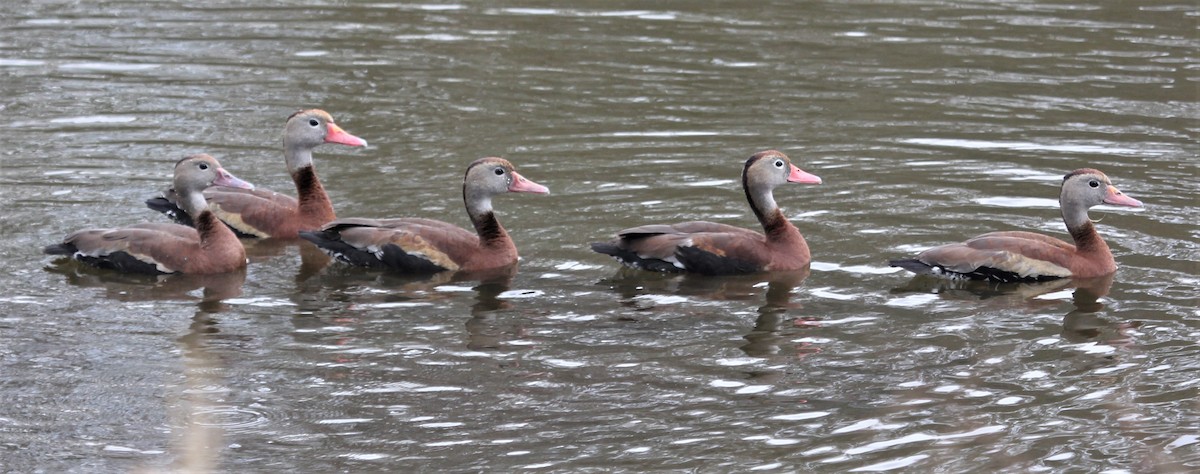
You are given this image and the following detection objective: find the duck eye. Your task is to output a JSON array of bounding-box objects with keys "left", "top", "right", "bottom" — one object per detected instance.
[
  {"left": 308, "top": 118, "right": 319, "bottom": 127},
  {"left": 494, "top": 168, "right": 505, "bottom": 176},
  {"left": 774, "top": 160, "right": 784, "bottom": 168},
  {"left": 1089, "top": 180, "right": 1100, "bottom": 188},
  {"left": 198, "top": 163, "right": 209, "bottom": 170}
]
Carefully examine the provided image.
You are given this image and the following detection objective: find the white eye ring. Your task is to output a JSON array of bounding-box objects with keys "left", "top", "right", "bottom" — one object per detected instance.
[{"left": 774, "top": 160, "right": 785, "bottom": 168}]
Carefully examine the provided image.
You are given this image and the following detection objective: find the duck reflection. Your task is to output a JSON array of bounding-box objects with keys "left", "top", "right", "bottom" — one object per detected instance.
[
  {"left": 1058, "top": 274, "right": 1139, "bottom": 344},
  {"left": 292, "top": 260, "right": 460, "bottom": 312},
  {"left": 599, "top": 268, "right": 811, "bottom": 358},
  {"left": 890, "top": 273, "right": 1132, "bottom": 342},
  {"left": 296, "top": 262, "right": 517, "bottom": 304},
  {"left": 602, "top": 267, "right": 809, "bottom": 304},
  {"left": 740, "top": 273, "right": 814, "bottom": 358},
  {"left": 461, "top": 265, "right": 523, "bottom": 350},
  {"left": 889, "top": 273, "right": 1074, "bottom": 303},
  {"left": 290, "top": 263, "right": 524, "bottom": 350},
  {"left": 171, "top": 299, "right": 237, "bottom": 472},
  {"left": 242, "top": 238, "right": 332, "bottom": 282},
  {"left": 45, "top": 260, "right": 246, "bottom": 305}
]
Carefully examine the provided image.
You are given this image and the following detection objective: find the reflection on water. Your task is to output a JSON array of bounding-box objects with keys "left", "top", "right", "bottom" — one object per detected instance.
[
  {"left": 1057, "top": 274, "right": 1142, "bottom": 346},
  {"left": 172, "top": 310, "right": 225, "bottom": 474},
  {"left": 45, "top": 260, "right": 247, "bottom": 305},
  {"left": 891, "top": 274, "right": 1072, "bottom": 301},
  {"left": 598, "top": 268, "right": 812, "bottom": 358},
  {"left": 463, "top": 266, "right": 520, "bottom": 350},
  {"left": 4, "top": 0, "right": 1198, "bottom": 472},
  {"left": 244, "top": 238, "right": 332, "bottom": 283},
  {"left": 890, "top": 272, "right": 1136, "bottom": 344},
  {"left": 743, "top": 275, "right": 813, "bottom": 359}
]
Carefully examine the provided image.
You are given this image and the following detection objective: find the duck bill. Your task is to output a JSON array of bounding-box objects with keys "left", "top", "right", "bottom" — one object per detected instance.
[
  {"left": 787, "top": 164, "right": 822, "bottom": 184},
  {"left": 325, "top": 123, "right": 369, "bottom": 147},
  {"left": 508, "top": 171, "right": 549, "bottom": 194},
  {"left": 214, "top": 168, "right": 254, "bottom": 190},
  {"left": 1103, "top": 185, "right": 1142, "bottom": 207}
]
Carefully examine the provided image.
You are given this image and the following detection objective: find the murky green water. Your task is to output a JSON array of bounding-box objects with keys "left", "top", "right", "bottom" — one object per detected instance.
[{"left": 2, "top": 1, "right": 1197, "bottom": 472}]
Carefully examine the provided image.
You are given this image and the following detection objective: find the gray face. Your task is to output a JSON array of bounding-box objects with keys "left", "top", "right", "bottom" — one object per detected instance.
[
  {"left": 1063, "top": 172, "right": 1111, "bottom": 208},
  {"left": 174, "top": 155, "right": 224, "bottom": 194},
  {"left": 466, "top": 159, "right": 517, "bottom": 197},
  {"left": 747, "top": 153, "right": 792, "bottom": 190},
  {"left": 284, "top": 111, "right": 331, "bottom": 149}
]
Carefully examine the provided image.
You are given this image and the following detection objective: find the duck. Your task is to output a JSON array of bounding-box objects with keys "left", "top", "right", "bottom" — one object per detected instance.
[
  {"left": 299, "top": 157, "right": 549, "bottom": 274},
  {"left": 889, "top": 168, "right": 1143, "bottom": 282},
  {"left": 591, "top": 150, "right": 822, "bottom": 275},
  {"left": 145, "top": 109, "right": 368, "bottom": 238},
  {"left": 45, "top": 154, "right": 255, "bottom": 275}
]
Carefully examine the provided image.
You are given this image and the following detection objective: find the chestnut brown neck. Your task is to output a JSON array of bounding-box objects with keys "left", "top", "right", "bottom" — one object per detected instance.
[
  {"left": 762, "top": 208, "right": 799, "bottom": 240},
  {"left": 744, "top": 173, "right": 801, "bottom": 244},
  {"left": 472, "top": 211, "right": 513, "bottom": 250},
  {"left": 1069, "top": 220, "right": 1110, "bottom": 255},
  {"left": 292, "top": 165, "right": 336, "bottom": 223},
  {"left": 195, "top": 210, "right": 238, "bottom": 249},
  {"left": 761, "top": 208, "right": 806, "bottom": 256}
]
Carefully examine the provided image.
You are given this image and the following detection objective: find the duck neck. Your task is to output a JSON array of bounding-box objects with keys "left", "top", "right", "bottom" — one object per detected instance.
[
  {"left": 180, "top": 191, "right": 234, "bottom": 248},
  {"left": 1067, "top": 218, "right": 1110, "bottom": 255},
  {"left": 745, "top": 180, "right": 800, "bottom": 243},
  {"left": 194, "top": 209, "right": 238, "bottom": 250},
  {"left": 465, "top": 192, "right": 512, "bottom": 250},
  {"left": 1062, "top": 200, "right": 1109, "bottom": 255},
  {"left": 291, "top": 165, "right": 335, "bottom": 222},
  {"left": 180, "top": 190, "right": 210, "bottom": 222},
  {"left": 284, "top": 145, "right": 314, "bottom": 176}
]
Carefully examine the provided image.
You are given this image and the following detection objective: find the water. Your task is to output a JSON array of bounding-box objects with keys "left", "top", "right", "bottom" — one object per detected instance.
[{"left": 2, "top": 0, "right": 1197, "bottom": 471}]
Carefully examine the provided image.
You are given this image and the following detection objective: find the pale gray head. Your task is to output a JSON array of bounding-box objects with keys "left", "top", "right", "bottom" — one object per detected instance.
[
  {"left": 174, "top": 154, "right": 253, "bottom": 215},
  {"left": 283, "top": 109, "right": 367, "bottom": 150},
  {"left": 1059, "top": 168, "right": 1142, "bottom": 227},
  {"left": 462, "top": 157, "right": 549, "bottom": 219},
  {"left": 741, "top": 150, "right": 821, "bottom": 217},
  {"left": 744, "top": 150, "right": 821, "bottom": 188},
  {"left": 282, "top": 109, "right": 368, "bottom": 174}
]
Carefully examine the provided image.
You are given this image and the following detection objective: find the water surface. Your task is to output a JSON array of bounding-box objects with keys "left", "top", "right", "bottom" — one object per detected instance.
[{"left": 1, "top": 0, "right": 1197, "bottom": 472}]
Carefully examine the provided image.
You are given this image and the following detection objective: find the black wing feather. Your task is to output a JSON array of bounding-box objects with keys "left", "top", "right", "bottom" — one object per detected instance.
[
  {"left": 590, "top": 242, "right": 683, "bottom": 273},
  {"left": 675, "top": 246, "right": 761, "bottom": 276}
]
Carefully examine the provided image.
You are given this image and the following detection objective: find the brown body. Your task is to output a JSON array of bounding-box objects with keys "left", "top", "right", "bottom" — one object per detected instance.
[
  {"left": 47, "top": 155, "right": 254, "bottom": 275},
  {"left": 146, "top": 109, "right": 367, "bottom": 238},
  {"left": 890, "top": 168, "right": 1143, "bottom": 282},
  {"left": 300, "top": 158, "right": 549, "bottom": 274},
  {"left": 591, "top": 150, "right": 822, "bottom": 275},
  {"left": 203, "top": 166, "right": 335, "bottom": 238}
]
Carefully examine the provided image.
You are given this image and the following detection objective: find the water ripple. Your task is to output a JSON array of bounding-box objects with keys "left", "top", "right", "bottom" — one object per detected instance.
[{"left": 4, "top": 0, "right": 1196, "bottom": 472}]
